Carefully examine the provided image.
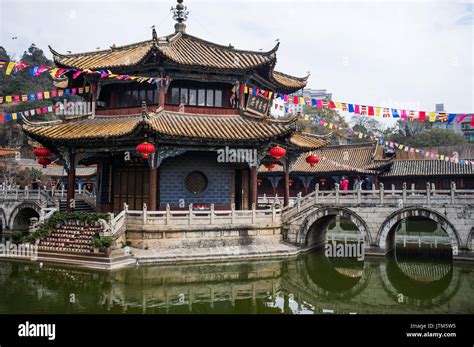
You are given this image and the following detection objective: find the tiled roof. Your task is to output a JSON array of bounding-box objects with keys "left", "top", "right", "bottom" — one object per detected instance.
[
  {"left": 289, "top": 132, "right": 332, "bottom": 150},
  {"left": 23, "top": 110, "right": 297, "bottom": 143},
  {"left": 49, "top": 32, "right": 306, "bottom": 92},
  {"left": 50, "top": 32, "right": 276, "bottom": 71},
  {"left": 16, "top": 160, "right": 97, "bottom": 177},
  {"left": 0, "top": 148, "right": 17, "bottom": 158},
  {"left": 259, "top": 142, "right": 386, "bottom": 173},
  {"left": 381, "top": 160, "right": 474, "bottom": 177}
]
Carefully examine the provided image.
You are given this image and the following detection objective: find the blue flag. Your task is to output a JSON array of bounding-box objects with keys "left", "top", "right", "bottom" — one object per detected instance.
[
  {"left": 392, "top": 109, "right": 400, "bottom": 118},
  {"left": 348, "top": 104, "right": 354, "bottom": 113},
  {"left": 29, "top": 66, "right": 38, "bottom": 76},
  {"left": 28, "top": 93, "right": 36, "bottom": 101},
  {"left": 5, "top": 114, "right": 11, "bottom": 121},
  {"left": 447, "top": 114, "right": 456, "bottom": 124},
  {"left": 311, "top": 99, "right": 317, "bottom": 106}
]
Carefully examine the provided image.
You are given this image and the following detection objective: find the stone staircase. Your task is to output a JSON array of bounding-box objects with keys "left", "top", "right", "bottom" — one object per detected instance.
[
  {"left": 37, "top": 221, "right": 101, "bottom": 253},
  {"left": 59, "top": 199, "right": 95, "bottom": 213}
]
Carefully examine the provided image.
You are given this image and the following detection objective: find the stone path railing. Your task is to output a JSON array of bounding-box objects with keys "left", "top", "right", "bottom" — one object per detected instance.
[{"left": 106, "top": 203, "right": 282, "bottom": 236}]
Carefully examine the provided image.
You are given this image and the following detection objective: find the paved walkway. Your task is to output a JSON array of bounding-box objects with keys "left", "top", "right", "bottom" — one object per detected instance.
[{"left": 131, "top": 242, "right": 302, "bottom": 265}]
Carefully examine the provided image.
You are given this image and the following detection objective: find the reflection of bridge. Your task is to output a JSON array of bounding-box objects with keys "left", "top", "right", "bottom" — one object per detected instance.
[{"left": 281, "top": 183, "right": 474, "bottom": 256}]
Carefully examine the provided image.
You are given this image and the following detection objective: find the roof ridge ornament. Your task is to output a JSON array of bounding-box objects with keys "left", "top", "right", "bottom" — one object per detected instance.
[{"left": 171, "top": 0, "right": 188, "bottom": 33}]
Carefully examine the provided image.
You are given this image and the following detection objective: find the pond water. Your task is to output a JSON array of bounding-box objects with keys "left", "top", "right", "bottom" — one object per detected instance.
[{"left": 0, "top": 248, "right": 472, "bottom": 314}]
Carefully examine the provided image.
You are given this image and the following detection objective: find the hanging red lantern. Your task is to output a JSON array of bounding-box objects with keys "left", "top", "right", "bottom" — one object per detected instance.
[
  {"left": 34, "top": 147, "right": 51, "bottom": 157},
  {"left": 38, "top": 157, "right": 51, "bottom": 168},
  {"left": 306, "top": 154, "right": 320, "bottom": 168},
  {"left": 136, "top": 141, "right": 155, "bottom": 159},
  {"left": 257, "top": 178, "right": 263, "bottom": 186},
  {"left": 265, "top": 164, "right": 276, "bottom": 171},
  {"left": 269, "top": 146, "right": 286, "bottom": 161}
]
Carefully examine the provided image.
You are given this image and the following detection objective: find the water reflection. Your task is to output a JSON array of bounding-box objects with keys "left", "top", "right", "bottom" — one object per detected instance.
[{"left": 0, "top": 250, "right": 472, "bottom": 314}]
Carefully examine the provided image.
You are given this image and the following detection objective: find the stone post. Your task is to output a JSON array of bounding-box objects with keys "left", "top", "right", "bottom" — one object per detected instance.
[
  {"left": 251, "top": 203, "right": 256, "bottom": 224},
  {"left": 431, "top": 183, "right": 436, "bottom": 196},
  {"left": 426, "top": 183, "right": 431, "bottom": 206},
  {"left": 402, "top": 182, "right": 407, "bottom": 204},
  {"left": 379, "top": 183, "right": 384, "bottom": 205},
  {"left": 314, "top": 183, "right": 319, "bottom": 204},
  {"left": 142, "top": 203, "right": 147, "bottom": 224},
  {"left": 210, "top": 204, "right": 215, "bottom": 225},
  {"left": 335, "top": 183, "right": 340, "bottom": 204},
  {"left": 166, "top": 204, "right": 170, "bottom": 225},
  {"left": 450, "top": 181, "right": 456, "bottom": 204},
  {"left": 357, "top": 186, "right": 362, "bottom": 204},
  {"left": 297, "top": 192, "right": 302, "bottom": 213},
  {"left": 188, "top": 204, "right": 193, "bottom": 225},
  {"left": 231, "top": 203, "right": 235, "bottom": 224},
  {"left": 411, "top": 183, "right": 415, "bottom": 196},
  {"left": 272, "top": 203, "right": 276, "bottom": 224},
  {"left": 391, "top": 184, "right": 395, "bottom": 196}
]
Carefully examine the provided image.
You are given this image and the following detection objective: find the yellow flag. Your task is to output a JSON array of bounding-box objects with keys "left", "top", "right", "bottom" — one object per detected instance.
[
  {"left": 329, "top": 123, "right": 334, "bottom": 129},
  {"left": 5, "top": 62, "right": 16, "bottom": 75},
  {"left": 12, "top": 113, "right": 17, "bottom": 120},
  {"left": 335, "top": 102, "right": 342, "bottom": 109},
  {"left": 44, "top": 91, "right": 50, "bottom": 99},
  {"left": 440, "top": 155, "right": 445, "bottom": 160},
  {"left": 429, "top": 112, "right": 437, "bottom": 122},
  {"left": 304, "top": 115, "right": 309, "bottom": 120},
  {"left": 358, "top": 132, "right": 363, "bottom": 139},
  {"left": 398, "top": 144, "right": 404, "bottom": 150},
  {"left": 375, "top": 107, "right": 381, "bottom": 116},
  {"left": 85, "top": 85, "right": 90, "bottom": 93},
  {"left": 244, "top": 86, "right": 248, "bottom": 94},
  {"left": 5, "top": 95, "right": 12, "bottom": 103},
  {"left": 300, "top": 97, "right": 305, "bottom": 105},
  {"left": 49, "top": 68, "right": 59, "bottom": 78},
  {"left": 268, "top": 92, "right": 273, "bottom": 99}
]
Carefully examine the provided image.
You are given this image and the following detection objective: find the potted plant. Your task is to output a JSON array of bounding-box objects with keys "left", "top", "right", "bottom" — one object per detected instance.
[
  {"left": 100, "top": 236, "right": 113, "bottom": 255},
  {"left": 90, "top": 237, "right": 102, "bottom": 254}
]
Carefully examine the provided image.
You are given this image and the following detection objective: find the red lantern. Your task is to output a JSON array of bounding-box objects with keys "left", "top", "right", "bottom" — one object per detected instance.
[
  {"left": 34, "top": 147, "right": 51, "bottom": 157},
  {"left": 265, "top": 164, "right": 276, "bottom": 171},
  {"left": 257, "top": 178, "right": 263, "bottom": 186},
  {"left": 38, "top": 157, "right": 51, "bottom": 168},
  {"left": 136, "top": 141, "right": 155, "bottom": 159},
  {"left": 306, "top": 154, "right": 320, "bottom": 168},
  {"left": 269, "top": 146, "right": 286, "bottom": 161}
]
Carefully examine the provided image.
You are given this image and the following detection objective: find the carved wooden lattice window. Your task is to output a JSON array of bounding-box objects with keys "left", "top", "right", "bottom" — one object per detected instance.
[{"left": 185, "top": 171, "right": 208, "bottom": 194}]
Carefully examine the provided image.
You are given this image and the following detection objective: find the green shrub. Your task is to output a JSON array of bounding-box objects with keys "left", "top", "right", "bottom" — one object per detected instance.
[{"left": 12, "top": 231, "right": 23, "bottom": 244}]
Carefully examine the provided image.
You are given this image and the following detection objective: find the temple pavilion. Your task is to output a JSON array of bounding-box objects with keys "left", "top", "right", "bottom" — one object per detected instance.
[{"left": 23, "top": 0, "right": 331, "bottom": 213}]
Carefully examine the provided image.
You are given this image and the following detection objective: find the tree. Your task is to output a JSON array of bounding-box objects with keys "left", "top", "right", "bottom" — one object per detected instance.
[
  {"left": 388, "top": 127, "right": 467, "bottom": 147},
  {"left": 298, "top": 106, "right": 349, "bottom": 144}
]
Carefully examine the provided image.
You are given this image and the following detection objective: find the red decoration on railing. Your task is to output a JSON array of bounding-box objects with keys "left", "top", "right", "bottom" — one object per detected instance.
[
  {"left": 136, "top": 141, "right": 155, "bottom": 159},
  {"left": 265, "top": 164, "right": 276, "bottom": 171},
  {"left": 38, "top": 157, "right": 51, "bottom": 168},
  {"left": 269, "top": 146, "right": 286, "bottom": 161},
  {"left": 306, "top": 154, "right": 320, "bottom": 168},
  {"left": 33, "top": 147, "right": 51, "bottom": 157}
]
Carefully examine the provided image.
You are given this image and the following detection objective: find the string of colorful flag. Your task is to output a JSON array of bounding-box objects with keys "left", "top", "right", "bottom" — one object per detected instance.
[
  {"left": 313, "top": 116, "right": 474, "bottom": 166},
  {"left": 240, "top": 85, "right": 473, "bottom": 126},
  {"left": 317, "top": 156, "right": 379, "bottom": 174},
  {"left": 0, "top": 85, "right": 92, "bottom": 105},
  {"left": 0, "top": 106, "right": 54, "bottom": 122},
  {"left": 0, "top": 59, "right": 164, "bottom": 84}
]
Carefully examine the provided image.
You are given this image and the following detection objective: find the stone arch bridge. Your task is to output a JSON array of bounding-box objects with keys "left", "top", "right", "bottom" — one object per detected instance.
[{"left": 281, "top": 183, "right": 474, "bottom": 256}]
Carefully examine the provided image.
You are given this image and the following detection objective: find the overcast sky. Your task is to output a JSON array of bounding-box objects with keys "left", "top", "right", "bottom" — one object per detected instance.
[{"left": 1, "top": 0, "right": 473, "bottom": 116}]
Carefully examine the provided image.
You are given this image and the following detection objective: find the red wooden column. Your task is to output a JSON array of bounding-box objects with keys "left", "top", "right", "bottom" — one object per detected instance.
[
  {"left": 239, "top": 86, "right": 245, "bottom": 110},
  {"left": 67, "top": 151, "right": 76, "bottom": 212},
  {"left": 283, "top": 161, "right": 290, "bottom": 207},
  {"left": 158, "top": 81, "right": 166, "bottom": 107},
  {"left": 250, "top": 165, "right": 258, "bottom": 207},
  {"left": 149, "top": 151, "right": 158, "bottom": 211}
]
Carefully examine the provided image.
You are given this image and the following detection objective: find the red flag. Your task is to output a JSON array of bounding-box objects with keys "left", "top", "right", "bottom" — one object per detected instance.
[
  {"left": 329, "top": 101, "right": 336, "bottom": 108},
  {"left": 470, "top": 115, "right": 474, "bottom": 127},
  {"left": 293, "top": 96, "right": 298, "bottom": 105},
  {"left": 51, "top": 90, "right": 57, "bottom": 97},
  {"left": 418, "top": 111, "right": 426, "bottom": 121},
  {"left": 36, "top": 108, "right": 41, "bottom": 115},
  {"left": 368, "top": 106, "right": 374, "bottom": 116}
]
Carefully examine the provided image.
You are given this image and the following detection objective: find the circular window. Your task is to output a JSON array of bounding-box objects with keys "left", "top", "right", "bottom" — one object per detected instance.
[{"left": 185, "top": 171, "right": 208, "bottom": 194}]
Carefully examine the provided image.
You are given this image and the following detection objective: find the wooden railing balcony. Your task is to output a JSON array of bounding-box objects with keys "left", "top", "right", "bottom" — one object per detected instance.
[{"left": 95, "top": 104, "right": 240, "bottom": 116}]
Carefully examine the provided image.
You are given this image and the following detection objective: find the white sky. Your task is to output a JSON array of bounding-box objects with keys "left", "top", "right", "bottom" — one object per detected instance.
[{"left": 1, "top": 0, "right": 473, "bottom": 119}]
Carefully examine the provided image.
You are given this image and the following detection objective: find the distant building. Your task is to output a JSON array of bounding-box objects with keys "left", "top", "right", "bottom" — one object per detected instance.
[
  {"left": 286, "top": 88, "right": 332, "bottom": 115},
  {"left": 453, "top": 114, "right": 474, "bottom": 143}
]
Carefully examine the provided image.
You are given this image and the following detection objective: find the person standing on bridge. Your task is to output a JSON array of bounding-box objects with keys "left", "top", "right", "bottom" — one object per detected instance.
[{"left": 340, "top": 176, "right": 349, "bottom": 191}]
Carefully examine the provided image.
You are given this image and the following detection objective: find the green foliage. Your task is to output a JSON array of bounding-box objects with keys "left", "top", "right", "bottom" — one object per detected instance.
[
  {"left": 22, "top": 212, "right": 110, "bottom": 243},
  {"left": 387, "top": 127, "right": 467, "bottom": 147},
  {"left": 11, "top": 231, "right": 23, "bottom": 244},
  {"left": 90, "top": 236, "right": 113, "bottom": 249}
]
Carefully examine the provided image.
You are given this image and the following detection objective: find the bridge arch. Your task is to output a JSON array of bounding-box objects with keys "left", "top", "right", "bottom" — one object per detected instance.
[
  {"left": 298, "top": 206, "right": 372, "bottom": 247},
  {"left": 468, "top": 228, "right": 474, "bottom": 251},
  {"left": 8, "top": 202, "right": 41, "bottom": 231},
  {"left": 376, "top": 207, "right": 461, "bottom": 250},
  {"left": 0, "top": 208, "right": 7, "bottom": 231}
]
